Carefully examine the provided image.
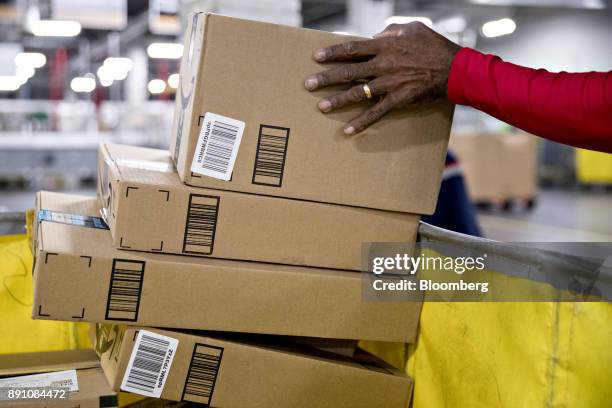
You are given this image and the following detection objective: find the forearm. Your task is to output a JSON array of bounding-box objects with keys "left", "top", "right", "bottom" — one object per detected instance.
[{"left": 448, "top": 48, "right": 612, "bottom": 153}]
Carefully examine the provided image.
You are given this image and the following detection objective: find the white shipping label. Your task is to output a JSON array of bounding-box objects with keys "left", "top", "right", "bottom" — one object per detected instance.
[
  {"left": 120, "top": 330, "right": 179, "bottom": 398},
  {"left": 190, "top": 112, "right": 245, "bottom": 181},
  {"left": 0, "top": 369, "right": 79, "bottom": 392}
]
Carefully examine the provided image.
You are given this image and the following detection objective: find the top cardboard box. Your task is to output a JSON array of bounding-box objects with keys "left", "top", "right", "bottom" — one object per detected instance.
[{"left": 171, "top": 13, "right": 454, "bottom": 214}]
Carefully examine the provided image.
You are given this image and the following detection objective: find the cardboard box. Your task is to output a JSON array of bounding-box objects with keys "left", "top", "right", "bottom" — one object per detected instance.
[
  {"left": 94, "top": 325, "right": 413, "bottom": 407},
  {"left": 171, "top": 13, "right": 454, "bottom": 214},
  {"left": 32, "top": 191, "right": 421, "bottom": 342},
  {"left": 0, "top": 349, "right": 117, "bottom": 408},
  {"left": 98, "top": 143, "right": 419, "bottom": 271},
  {"left": 449, "top": 132, "right": 537, "bottom": 201}
]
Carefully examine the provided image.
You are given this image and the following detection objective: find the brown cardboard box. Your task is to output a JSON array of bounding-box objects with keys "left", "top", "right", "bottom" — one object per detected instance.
[
  {"left": 32, "top": 191, "right": 421, "bottom": 342},
  {"left": 449, "top": 132, "right": 537, "bottom": 201},
  {"left": 0, "top": 349, "right": 117, "bottom": 408},
  {"left": 171, "top": 13, "right": 454, "bottom": 214},
  {"left": 98, "top": 143, "right": 419, "bottom": 271},
  {"left": 94, "top": 325, "right": 413, "bottom": 407}
]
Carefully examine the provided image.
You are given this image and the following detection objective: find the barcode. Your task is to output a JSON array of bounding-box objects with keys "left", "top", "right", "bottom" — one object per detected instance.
[
  {"left": 181, "top": 344, "right": 223, "bottom": 405},
  {"left": 200, "top": 120, "right": 239, "bottom": 175},
  {"left": 121, "top": 331, "right": 178, "bottom": 398},
  {"left": 105, "top": 259, "right": 145, "bottom": 321},
  {"left": 252, "top": 124, "right": 290, "bottom": 187},
  {"left": 191, "top": 113, "right": 245, "bottom": 181},
  {"left": 182, "top": 194, "right": 220, "bottom": 255},
  {"left": 125, "top": 335, "right": 170, "bottom": 393}
]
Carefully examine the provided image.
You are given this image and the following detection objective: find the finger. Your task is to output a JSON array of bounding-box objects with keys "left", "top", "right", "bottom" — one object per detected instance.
[
  {"left": 343, "top": 96, "right": 394, "bottom": 135},
  {"left": 318, "top": 77, "right": 393, "bottom": 112},
  {"left": 313, "top": 39, "right": 380, "bottom": 62},
  {"left": 345, "top": 87, "right": 422, "bottom": 134},
  {"left": 305, "top": 61, "right": 376, "bottom": 91}
]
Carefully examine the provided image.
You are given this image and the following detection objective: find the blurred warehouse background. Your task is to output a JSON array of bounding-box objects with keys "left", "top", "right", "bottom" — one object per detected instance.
[{"left": 0, "top": 0, "right": 610, "bottom": 240}]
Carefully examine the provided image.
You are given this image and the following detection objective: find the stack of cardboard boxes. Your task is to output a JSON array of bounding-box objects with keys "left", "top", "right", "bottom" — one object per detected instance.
[{"left": 30, "top": 13, "right": 453, "bottom": 407}]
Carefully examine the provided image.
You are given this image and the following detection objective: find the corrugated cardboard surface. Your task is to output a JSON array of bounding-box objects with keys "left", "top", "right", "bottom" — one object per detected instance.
[
  {"left": 0, "top": 349, "right": 117, "bottom": 408},
  {"left": 32, "top": 192, "right": 421, "bottom": 342},
  {"left": 449, "top": 133, "right": 537, "bottom": 201},
  {"left": 171, "top": 13, "right": 454, "bottom": 214},
  {"left": 99, "top": 143, "right": 419, "bottom": 271},
  {"left": 96, "top": 325, "right": 413, "bottom": 407}
]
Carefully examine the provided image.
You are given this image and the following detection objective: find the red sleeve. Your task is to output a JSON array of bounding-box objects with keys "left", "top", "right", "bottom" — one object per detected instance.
[{"left": 447, "top": 47, "right": 612, "bottom": 154}]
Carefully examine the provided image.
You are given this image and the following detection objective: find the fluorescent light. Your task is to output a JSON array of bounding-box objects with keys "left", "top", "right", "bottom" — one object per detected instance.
[
  {"left": 385, "top": 16, "right": 432, "bottom": 28},
  {"left": 332, "top": 31, "right": 352, "bottom": 35},
  {"left": 148, "top": 79, "right": 166, "bottom": 94},
  {"left": 15, "top": 52, "right": 46, "bottom": 69},
  {"left": 582, "top": 0, "right": 605, "bottom": 9},
  {"left": 32, "top": 20, "right": 81, "bottom": 37},
  {"left": 482, "top": 18, "right": 516, "bottom": 38},
  {"left": 147, "top": 43, "right": 183, "bottom": 59},
  {"left": 100, "top": 78, "right": 113, "bottom": 87},
  {"left": 97, "top": 64, "right": 128, "bottom": 81},
  {"left": 0, "top": 76, "right": 20, "bottom": 91},
  {"left": 103, "top": 57, "right": 133, "bottom": 72},
  {"left": 167, "top": 73, "right": 179, "bottom": 89},
  {"left": 71, "top": 76, "right": 96, "bottom": 93},
  {"left": 16, "top": 66, "right": 35, "bottom": 79}
]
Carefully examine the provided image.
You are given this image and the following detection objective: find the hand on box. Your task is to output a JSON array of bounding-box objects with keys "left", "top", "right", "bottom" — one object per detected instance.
[{"left": 305, "top": 22, "right": 460, "bottom": 135}]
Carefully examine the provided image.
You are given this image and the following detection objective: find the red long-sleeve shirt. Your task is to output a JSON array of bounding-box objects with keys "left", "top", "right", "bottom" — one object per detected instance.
[{"left": 447, "top": 48, "right": 612, "bottom": 154}]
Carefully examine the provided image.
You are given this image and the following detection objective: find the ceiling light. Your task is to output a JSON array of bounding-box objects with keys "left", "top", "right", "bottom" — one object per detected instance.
[
  {"left": 148, "top": 79, "right": 166, "bottom": 94},
  {"left": 103, "top": 57, "right": 133, "bottom": 72},
  {"left": 32, "top": 20, "right": 81, "bottom": 37},
  {"left": 385, "top": 16, "right": 433, "bottom": 28},
  {"left": 146, "top": 43, "right": 183, "bottom": 59},
  {"left": 100, "top": 78, "right": 113, "bottom": 87},
  {"left": 332, "top": 31, "right": 352, "bottom": 35},
  {"left": 16, "top": 66, "right": 35, "bottom": 79},
  {"left": 71, "top": 76, "right": 96, "bottom": 93},
  {"left": 167, "top": 73, "right": 179, "bottom": 89},
  {"left": 582, "top": 0, "right": 605, "bottom": 9},
  {"left": 15, "top": 52, "right": 46, "bottom": 69},
  {"left": 97, "top": 64, "right": 127, "bottom": 81},
  {"left": 0, "top": 76, "right": 20, "bottom": 91},
  {"left": 482, "top": 18, "right": 516, "bottom": 38}
]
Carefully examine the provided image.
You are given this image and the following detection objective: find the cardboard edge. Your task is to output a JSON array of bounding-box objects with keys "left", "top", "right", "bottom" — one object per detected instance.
[
  {"left": 99, "top": 144, "right": 126, "bottom": 246},
  {"left": 181, "top": 12, "right": 211, "bottom": 184}
]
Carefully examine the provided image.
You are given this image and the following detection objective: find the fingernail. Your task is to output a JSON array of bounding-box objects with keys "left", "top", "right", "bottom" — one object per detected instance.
[
  {"left": 344, "top": 126, "right": 355, "bottom": 135},
  {"left": 305, "top": 77, "right": 318, "bottom": 90},
  {"left": 314, "top": 49, "right": 326, "bottom": 61},
  {"left": 318, "top": 100, "right": 332, "bottom": 112}
]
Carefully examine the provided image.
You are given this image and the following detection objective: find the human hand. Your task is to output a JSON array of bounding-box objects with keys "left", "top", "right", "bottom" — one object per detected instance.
[{"left": 305, "top": 22, "right": 460, "bottom": 135}]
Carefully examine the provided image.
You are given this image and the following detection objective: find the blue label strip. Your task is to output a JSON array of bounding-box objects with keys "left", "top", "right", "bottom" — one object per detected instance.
[{"left": 38, "top": 209, "right": 109, "bottom": 230}]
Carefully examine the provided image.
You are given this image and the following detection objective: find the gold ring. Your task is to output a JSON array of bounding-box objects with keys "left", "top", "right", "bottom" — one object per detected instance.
[{"left": 363, "top": 83, "right": 372, "bottom": 99}]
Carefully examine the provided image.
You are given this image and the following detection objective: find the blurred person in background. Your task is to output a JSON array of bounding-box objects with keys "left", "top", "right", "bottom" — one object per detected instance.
[{"left": 305, "top": 22, "right": 611, "bottom": 235}]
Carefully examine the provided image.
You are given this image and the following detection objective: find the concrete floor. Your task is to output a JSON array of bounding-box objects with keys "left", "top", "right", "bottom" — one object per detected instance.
[
  {"left": 478, "top": 189, "right": 612, "bottom": 242},
  {"left": 1, "top": 187, "right": 611, "bottom": 241}
]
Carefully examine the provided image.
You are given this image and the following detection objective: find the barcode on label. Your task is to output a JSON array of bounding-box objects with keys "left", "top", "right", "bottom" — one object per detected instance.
[
  {"left": 191, "top": 112, "right": 245, "bottom": 181},
  {"left": 105, "top": 259, "right": 145, "bottom": 322},
  {"left": 181, "top": 343, "right": 223, "bottom": 405},
  {"left": 121, "top": 331, "right": 178, "bottom": 398},
  {"left": 252, "top": 124, "right": 290, "bottom": 187},
  {"left": 182, "top": 194, "right": 220, "bottom": 255}
]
